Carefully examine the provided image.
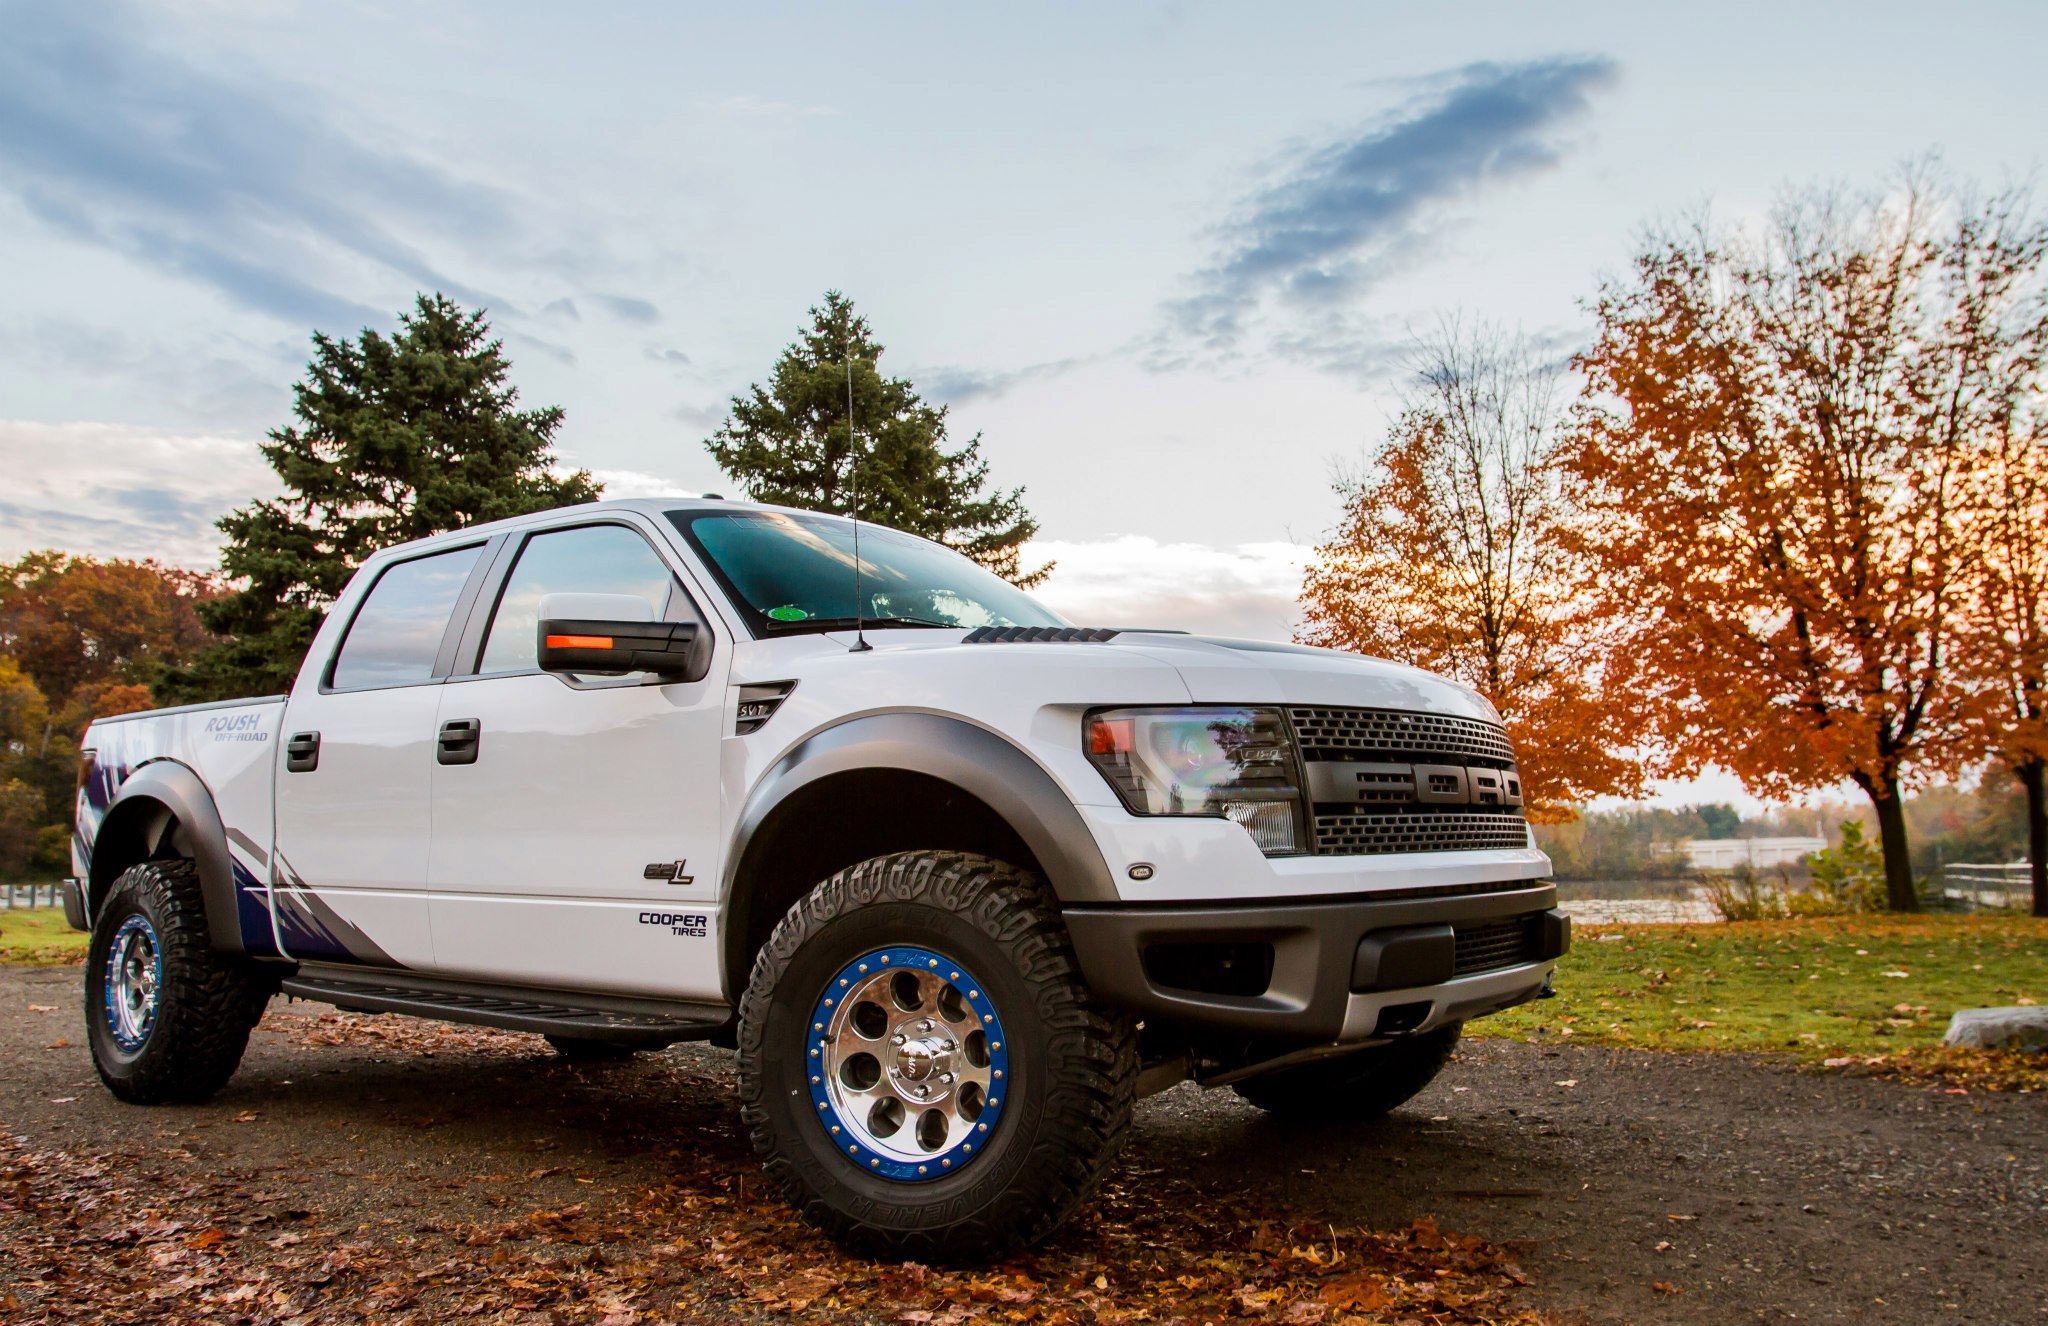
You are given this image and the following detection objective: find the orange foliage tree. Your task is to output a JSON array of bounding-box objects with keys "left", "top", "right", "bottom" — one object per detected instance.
[
  {"left": 0, "top": 551, "right": 219, "bottom": 707},
  {"left": 1564, "top": 178, "right": 2046, "bottom": 911},
  {"left": 1299, "top": 326, "right": 1648, "bottom": 820},
  {"left": 1952, "top": 206, "right": 2048, "bottom": 915}
]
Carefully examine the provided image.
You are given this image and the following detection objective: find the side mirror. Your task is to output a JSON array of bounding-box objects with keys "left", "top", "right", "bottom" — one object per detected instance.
[{"left": 535, "top": 592, "right": 697, "bottom": 679}]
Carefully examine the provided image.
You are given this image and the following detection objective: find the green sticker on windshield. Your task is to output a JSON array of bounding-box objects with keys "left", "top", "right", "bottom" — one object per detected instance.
[{"left": 766, "top": 605, "right": 810, "bottom": 622}]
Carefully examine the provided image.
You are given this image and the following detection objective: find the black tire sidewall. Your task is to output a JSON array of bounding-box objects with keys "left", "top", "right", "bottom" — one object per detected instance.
[
  {"left": 85, "top": 867, "right": 187, "bottom": 1091},
  {"left": 753, "top": 896, "right": 1052, "bottom": 1232}
]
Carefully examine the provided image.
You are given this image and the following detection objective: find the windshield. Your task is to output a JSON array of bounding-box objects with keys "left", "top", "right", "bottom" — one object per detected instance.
[{"left": 668, "top": 508, "right": 1068, "bottom": 636}]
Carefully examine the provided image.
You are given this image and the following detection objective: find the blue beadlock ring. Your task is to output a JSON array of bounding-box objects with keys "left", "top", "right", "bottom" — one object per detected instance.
[
  {"left": 103, "top": 914, "right": 162, "bottom": 1051},
  {"left": 807, "top": 945, "right": 1011, "bottom": 1182}
]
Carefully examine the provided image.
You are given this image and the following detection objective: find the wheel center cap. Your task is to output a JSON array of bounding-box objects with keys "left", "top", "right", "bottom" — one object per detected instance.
[{"left": 895, "top": 1036, "right": 953, "bottom": 1082}]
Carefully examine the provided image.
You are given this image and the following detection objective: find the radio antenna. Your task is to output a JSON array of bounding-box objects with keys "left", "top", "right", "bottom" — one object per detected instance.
[{"left": 845, "top": 347, "right": 871, "bottom": 653}]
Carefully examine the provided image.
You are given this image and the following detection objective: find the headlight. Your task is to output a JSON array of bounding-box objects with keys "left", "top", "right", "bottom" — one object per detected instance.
[{"left": 1084, "top": 706, "right": 1305, "bottom": 855}]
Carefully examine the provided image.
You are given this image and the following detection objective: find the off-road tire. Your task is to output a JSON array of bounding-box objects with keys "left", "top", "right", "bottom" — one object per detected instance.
[
  {"left": 737, "top": 851, "right": 1138, "bottom": 1262},
  {"left": 85, "top": 860, "right": 274, "bottom": 1104},
  {"left": 1232, "top": 1023, "right": 1462, "bottom": 1122},
  {"left": 545, "top": 1035, "right": 639, "bottom": 1063}
]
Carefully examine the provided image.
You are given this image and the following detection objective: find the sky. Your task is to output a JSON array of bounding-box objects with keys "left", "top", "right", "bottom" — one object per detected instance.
[{"left": 4, "top": 0, "right": 2045, "bottom": 810}]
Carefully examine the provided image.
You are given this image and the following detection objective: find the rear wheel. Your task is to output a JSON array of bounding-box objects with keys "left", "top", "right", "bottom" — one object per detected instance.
[
  {"left": 85, "top": 860, "right": 274, "bottom": 1104},
  {"left": 737, "top": 851, "right": 1137, "bottom": 1262},
  {"left": 1232, "top": 1024, "right": 1462, "bottom": 1123}
]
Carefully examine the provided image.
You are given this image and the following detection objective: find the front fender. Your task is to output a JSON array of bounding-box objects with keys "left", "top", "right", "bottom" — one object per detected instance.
[{"left": 729, "top": 712, "right": 1119, "bottom": 906}]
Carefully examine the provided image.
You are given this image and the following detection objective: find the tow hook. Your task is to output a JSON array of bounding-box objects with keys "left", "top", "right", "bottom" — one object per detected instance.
[{"left": 1536, "top": 974, "right": 1558, "bottom": 999}]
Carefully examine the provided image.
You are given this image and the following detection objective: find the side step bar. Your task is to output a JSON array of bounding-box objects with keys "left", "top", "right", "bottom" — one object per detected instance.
[{"left": 279, "top": 965, "right": 728, "bottom": 1048}]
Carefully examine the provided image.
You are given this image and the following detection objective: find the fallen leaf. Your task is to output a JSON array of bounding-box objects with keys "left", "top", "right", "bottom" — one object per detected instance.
[
  {"left": 27, "top": 1003, "right": 55, "bottom": 1011},
  {"left": 1653, "top": 1280, "right": 1682, "bottom": 1294},
  {"left": 1553, "top": 1079, "right": 1578, "bottom": 1088}
]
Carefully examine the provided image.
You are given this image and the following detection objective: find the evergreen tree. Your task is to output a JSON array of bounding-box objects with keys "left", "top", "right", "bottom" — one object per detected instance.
[
  {"left": 165, "top": 294, "right": 600, "bottom": 701},
  {"left": 707, "top": 292, "right": 1049, "bottom": 586}
]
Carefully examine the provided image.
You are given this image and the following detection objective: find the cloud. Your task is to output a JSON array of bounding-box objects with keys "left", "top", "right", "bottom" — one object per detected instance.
[
  {"left": 0, "top": 4, "right": 511, "bottom": 328},
  {"left": 0, "top": 420, "right": 276, "bottom": 567},
  {"left": 1163, "top": 56, "right": 1617, "bottom": 362},
  {"left": 542, "top": 298, "right": 582, "bottom": 321},
  {"left": 1025, "top": 536, "right": 1312, "bottom": 642},
  {"left": 593, "top": 294, "right": 661, "bottom": 325},
  {"left": 646, "top": 346, "right": 693, "bottom": 372},
  {"left": 916, "top": 355, "right": 1093, "bottom": 405}
]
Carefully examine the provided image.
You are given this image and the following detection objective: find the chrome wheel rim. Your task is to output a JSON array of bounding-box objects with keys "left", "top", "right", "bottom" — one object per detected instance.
[
  {"left": 808, "top": 946, "right": 1010, "bottom": 1182},
  {"left": 105, "top": 915, "right": 162, "bottom": 1051}
]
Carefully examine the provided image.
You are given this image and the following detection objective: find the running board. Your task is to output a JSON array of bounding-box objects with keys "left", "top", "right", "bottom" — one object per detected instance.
[{"left": 279, "top": 967, "right": 729, "bottom": 1047}]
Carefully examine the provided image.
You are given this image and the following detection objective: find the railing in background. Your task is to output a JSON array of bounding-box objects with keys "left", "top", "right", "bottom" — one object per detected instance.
[
  {"left": 2, "top": 882, "right": 62, "bottom": 909},
  {"left": 1932, "top": 863, "right": 2031, "bottom": 912}
]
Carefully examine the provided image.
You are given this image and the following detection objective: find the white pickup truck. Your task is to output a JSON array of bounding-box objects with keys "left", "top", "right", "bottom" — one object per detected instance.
[{"left": 67, "top": 497, "right": 1565, "bottom": 1259}]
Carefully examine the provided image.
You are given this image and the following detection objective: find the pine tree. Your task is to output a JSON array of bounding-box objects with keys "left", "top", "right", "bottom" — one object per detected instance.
[
  {"left": 706, "top": 292, "right": 1049, "bottom": 586},
  {"left": 165, "top": 294, "right": 600, "bottom": 701}
]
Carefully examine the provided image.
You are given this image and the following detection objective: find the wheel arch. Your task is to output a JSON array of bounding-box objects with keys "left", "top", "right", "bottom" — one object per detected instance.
[
  {"left": 88, "top": 761, "right": 244, "bottom": 954},
  {"left": 720, "top": 712, "right": 1116, "bottom": 999}
]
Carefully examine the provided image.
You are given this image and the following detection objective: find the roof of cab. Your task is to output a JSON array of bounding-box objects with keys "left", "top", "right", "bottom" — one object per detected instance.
[{"left": 359, "top": 495, "right": 846, "bottom": 563}]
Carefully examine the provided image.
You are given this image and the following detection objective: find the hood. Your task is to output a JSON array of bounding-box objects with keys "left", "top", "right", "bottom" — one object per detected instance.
[
  {"left": 1110, "top": 634, "right": 1500, "bottom": 722},
  {"left": 747, "top": 629, "right": 1495, "bottom": 724}
]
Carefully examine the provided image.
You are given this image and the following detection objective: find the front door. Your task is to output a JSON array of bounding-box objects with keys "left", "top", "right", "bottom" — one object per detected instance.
[
  {"left": 272, "top": 541, "right": 488, "bottom": 970},
  {"left": 425, "top": 519, "right": 728, "bottom": 1000}
]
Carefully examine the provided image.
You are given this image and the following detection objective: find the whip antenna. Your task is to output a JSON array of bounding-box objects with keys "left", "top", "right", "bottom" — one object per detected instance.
[{"left": 846, "top": 347, "right": 871, "bottom": 653}]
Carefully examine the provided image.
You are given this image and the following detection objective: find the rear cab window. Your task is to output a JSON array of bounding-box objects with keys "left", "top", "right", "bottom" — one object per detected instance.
[{"left": 327, "top": 544, "right": 483, "bottom": 690}]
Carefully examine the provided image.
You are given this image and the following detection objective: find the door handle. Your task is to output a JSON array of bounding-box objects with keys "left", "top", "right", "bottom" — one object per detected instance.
[
  {"left": 285, "top": 731, "right": 320, "bottom": 773},
  {"left": 437, "top": 718, "right": 481, "bottom": 766}
]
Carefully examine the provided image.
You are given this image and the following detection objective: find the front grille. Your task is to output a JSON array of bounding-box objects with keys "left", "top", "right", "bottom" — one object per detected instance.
[
  {"left": 1312, "top": 811, "right": 1530, "bottom": 855},
  {"left": 1452, "top": 913, "right": 1545, "bottom": 976},
  {"left": 1288, "top": 705, "right": 1514, "bottom": 765}
]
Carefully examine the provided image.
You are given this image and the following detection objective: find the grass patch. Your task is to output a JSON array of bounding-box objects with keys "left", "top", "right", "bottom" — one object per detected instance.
[
  {"left": 0, "top": 906, "right": 88, "bottom": 966},
  {"left": 1479, "top": 913, "right": 2048, "bottom": 1090}
]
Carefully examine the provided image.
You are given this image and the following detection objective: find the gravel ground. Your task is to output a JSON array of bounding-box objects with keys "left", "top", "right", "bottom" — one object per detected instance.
[{"left": 4, "top": 962, "right": 2042, "bottom": 1324}]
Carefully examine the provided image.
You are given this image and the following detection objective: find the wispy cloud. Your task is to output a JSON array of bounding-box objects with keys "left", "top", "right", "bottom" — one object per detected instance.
[
  {"left": 0, "top": 421, "right": 276, "bottom": 567},
  {"left": 0, "top": 3, "right": 511, "bottom": 329},
  {"left": 916, "top": 355, "right": 1094, "bottom": 405},
  {"left": 593, "top": 294, "right": 661, "bottom": 324},
  {"left": 1161, "top": 56, "right": 1617, "bottom": 367}
]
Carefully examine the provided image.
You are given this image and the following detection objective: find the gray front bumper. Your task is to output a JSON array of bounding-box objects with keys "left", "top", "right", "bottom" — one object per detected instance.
[{"left": 1062, "top": 883, "right": 1566, "bottom": 1043}]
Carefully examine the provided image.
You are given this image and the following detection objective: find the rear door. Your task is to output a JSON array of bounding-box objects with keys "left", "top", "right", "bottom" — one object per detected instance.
[
  {"left": 425, "top": 516, "right": 729, "bottom": 999},
  {"left": 271, "top": 539, "right": 493, "bottom": 970}
]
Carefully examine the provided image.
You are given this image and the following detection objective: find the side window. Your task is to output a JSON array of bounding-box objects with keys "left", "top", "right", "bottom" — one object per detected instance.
[
  {"left": 329, "top": 545, "right": 483, "bottom": 690},
  {"left": 478, "top": 524, "right": 680, "bottom": 675}
]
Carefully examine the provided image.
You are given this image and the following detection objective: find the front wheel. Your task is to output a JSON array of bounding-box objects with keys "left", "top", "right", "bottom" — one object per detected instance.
[
  {"left": 737, "top": 851, "right": 1137, "bottom": 1262},
  {"left": 85, "top": 860, "right": 274, "bottom": 1104},
  {"left": 1232, "top": 1024, "right": 1462, "bottom": 1123}
]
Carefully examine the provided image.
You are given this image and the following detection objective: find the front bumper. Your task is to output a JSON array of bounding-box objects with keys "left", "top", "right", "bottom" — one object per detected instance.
[{"left": 1063, "top": 883, "right": 1566, "bottom": 1043}]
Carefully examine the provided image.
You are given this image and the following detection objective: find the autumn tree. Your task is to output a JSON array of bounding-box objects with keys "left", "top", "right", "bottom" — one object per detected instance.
[
  {"left": 1299, "top": 325, "right": 1647, "bottom": 819},
  {"left": 0, "top": 552, "right": 218, "bottom": 705},
  {"left": 167, "top": 294, "right": 600, "bottom": 701},
  {"left": 1950, "top": 196, "right": 2048, "bottom": 915},
  {"left": 707, "top": 292, "right": 1049, "bottom": 586},
  {"left": 1564, "top": 176, "right": 2041, "bottom": 911}
]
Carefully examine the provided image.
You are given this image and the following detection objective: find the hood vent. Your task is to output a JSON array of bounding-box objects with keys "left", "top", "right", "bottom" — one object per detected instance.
[{"left": 961, "top": 626, "right": 1121, "bottom": 644}]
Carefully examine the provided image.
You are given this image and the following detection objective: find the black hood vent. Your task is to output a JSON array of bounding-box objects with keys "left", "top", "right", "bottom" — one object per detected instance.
[{"left": 961, "top": 626, "right": 1121, "bottom": 644}]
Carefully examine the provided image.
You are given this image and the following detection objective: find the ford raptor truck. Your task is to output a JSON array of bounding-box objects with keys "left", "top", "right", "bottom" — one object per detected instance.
[{"left": 66, "top": 498, "right": 1567, "bottom": 1260}]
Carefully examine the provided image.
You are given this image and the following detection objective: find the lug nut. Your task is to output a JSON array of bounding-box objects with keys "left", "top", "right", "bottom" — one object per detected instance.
[
  {"left": 892, "top": 1033, "right": 906, "bottom": 1045},
  {"left": 940, "top": 1072, "right": 955, "bottom": 1084}
]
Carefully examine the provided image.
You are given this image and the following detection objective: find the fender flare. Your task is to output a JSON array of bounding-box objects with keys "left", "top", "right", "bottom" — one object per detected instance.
[
  {"left": 90, "top": 760, "right": 244, "bottom": 954},
  {"left": 722, "top": 713, "right": 1118, "bottom": 980}
]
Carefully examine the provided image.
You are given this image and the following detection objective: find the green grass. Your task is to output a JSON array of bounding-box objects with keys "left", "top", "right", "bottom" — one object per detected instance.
[
  {"left": 0, "top": 906, "right": 89, "bottom": 966},
  {"left": 1481, "top": 913, "right": 2047, "bottom": 1063}
]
